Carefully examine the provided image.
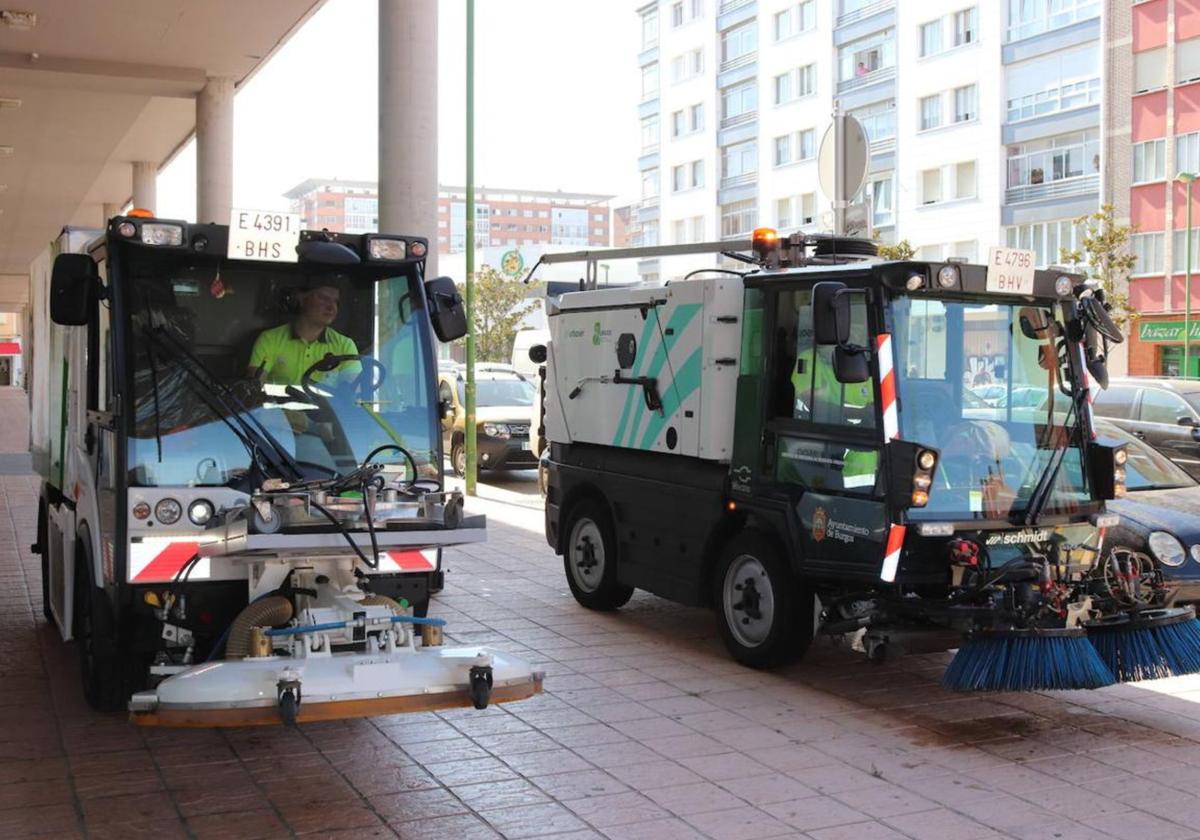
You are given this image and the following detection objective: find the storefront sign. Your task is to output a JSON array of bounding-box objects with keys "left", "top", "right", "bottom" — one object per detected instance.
[{"left": 1138, "top": 320, "right": 1200, "bottom": 343}]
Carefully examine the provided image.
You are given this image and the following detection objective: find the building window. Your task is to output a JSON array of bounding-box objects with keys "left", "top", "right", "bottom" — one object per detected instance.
[
  {"left": 1134, "top": 46, "right": 1167, "bottom": 94},
  {"left": 1006, "top": 130, "right": 1100, "bottom": 190},
  {"left": 1179, "top": 132, "right": 1200, "bottom": 176},
  {"left": 922, "top": 168, "right": 943, "bottom": 204},
  {"left": 670, "top": 0, "right": 701, "bottom": 27},
  {"left": 671, "top": 48, "right": 704, "bottom": 83},
  {"left": 641, "top": 63, "right": 659, "bottom": 101},
  {"left": 774, "top": 1, "right": 815, "bottom": 40},
  {"left": 1006, "top": 0, "right": 1100, "bottom": 43},
  {"left": 641, "top": 115, "right": 660, "bottom": 150},
  {"left": 798, "top": 128, "right": 815, "bottom": 159},
  {"left": 954, "top": 85, "right": 976, "bottom": 123},
  {"left": 920, "top": 20, "right": 943, "bottom": 57},
  {"left": 721, "top": 80, "right": 758, "bottom": 124},
  {"left": 839, "top": 29, "right": 895, "bottom": 82},
  {"left": 954, "top": 161, "right": 976, "bottom": 199},
  {"left": 954, "top": 8, "right": 978, "bottom": 46},
  {"left": 797, "top": 64, "right": 816, "bottom": 97},
  {"left": 851, "top": 100, "right": 896, "bottom": 144},
  {"left": 642, "top": 168, "right": 660, "bottom": 199},
  {"left": 920, "top": 94, "right": 942, "bottom": 131},
  {"left": 1004, "top": 219, "right": 1083, "bottom": 267},
  {"left": 774, "top": 72, "right": 793, "bottom": 106},
  {"left": 1180, "top": 38, "right": 1200, "bottom": 84},
  {"left": 1131, "top": 232, "right": 1165, "bottom": 275},
  {"left": 867, "top": 175, "right": 894, "bottom": 226},
  {"left": 672, "top": 215, "right": 706, "bottom": 244},
  {"left": 690, "top": 103, "right": 704, "bottom": 132},
  {"left": 641, "top": 8, "right": 658, "bottom": 49},
  {"left": 642, "top": 220, "right": 660, "bottom": 246},
  {"left": 1174, "top": 230, "right": 1200, "bottom": 273},
  {"left": 777, "top": 193, "right": 816, "bottom": 228},
  {"left": 951, "top": 240, "right": 978, "bottom": 261},
  {"left": 721, "top": 199, "right": 758, "bottom": 237},
  {"left": 673, "top": 218, "right": 688, "bottom": 244},
  {"left": 1006, "top": 44, "right": 1100, "bottom": 122},
  {"left": 672, "top": 160, "right": 704, "bottom": 191},
  {"left": 721, "top": 140, "right": 758, "bottom": 180},
  {"left": 1133, "top": 139, "right": 1166, "bottom": 184},
  {"left": 774, "top": 134, "right": 793, "bottom": 167},
  {"left": 720, "top": 21, "right": 758, "bottom": 65}
]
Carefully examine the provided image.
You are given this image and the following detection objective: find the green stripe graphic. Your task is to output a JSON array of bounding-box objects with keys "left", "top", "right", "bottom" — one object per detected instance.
[
  {"left": 638, "top": 348, "right": 702, "bottom": 450},
  {"left": 611, "top": 311, "right": 661, "bottom": 446},
  {"left": 624, "top": 303, "right": 701, "bottom": 447}
]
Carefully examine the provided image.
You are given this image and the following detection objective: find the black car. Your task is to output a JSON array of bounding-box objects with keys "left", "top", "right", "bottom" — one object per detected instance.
[
  {"left": 1093, "top": 377, "right": 1200, "bottom": 480},
  {"left": 1101, "top": 420, "right": 1200, "bottom": 603}
]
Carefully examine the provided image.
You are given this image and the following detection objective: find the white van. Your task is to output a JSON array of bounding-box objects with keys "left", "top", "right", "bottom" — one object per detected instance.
[{"left": 511, "top": 327, "right": 549, "bottom": 377}]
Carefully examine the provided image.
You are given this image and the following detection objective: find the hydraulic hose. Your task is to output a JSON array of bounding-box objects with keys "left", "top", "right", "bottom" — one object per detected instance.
[
  {"left": 358, "top": 594, "right": 410, "bottom": 614},
  {"left": 225, "top": 595, "right": 294, "bottom": 659}
]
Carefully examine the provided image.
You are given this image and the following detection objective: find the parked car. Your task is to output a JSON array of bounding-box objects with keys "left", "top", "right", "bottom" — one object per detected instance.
[
  {"left": 437, "top": 365, "right": 539, "bottom": 478},
  {"left": 1100, "top": 419, "right": 1200, "bottom": 604},
  {"left": 1093, "top": 377, "right": 1200, "bottom": 480}
]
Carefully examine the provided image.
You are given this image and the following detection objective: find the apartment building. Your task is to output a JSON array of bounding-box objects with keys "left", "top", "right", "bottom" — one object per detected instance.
[
  {"left": 634, "top": 0, "right": 1108, "bottom": 287},
  {"left": 283, "top": 179, "right": 614, "bottom": 255},
  {"left": 1123, "top": 0, "right": 1200, "bottom": 377}
]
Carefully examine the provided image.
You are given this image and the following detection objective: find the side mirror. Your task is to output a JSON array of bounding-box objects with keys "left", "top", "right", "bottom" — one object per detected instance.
[
  {"left": 1087, "top": 440, "right": 1125, "bottom": 500},
  {"left": 439, "top": 398, "right": 453, "bottom": 420},
  {"left": 425, "top": 276, "right": 468, "bottom": 342},
  {"left": 1018, "top": 307, "right": 1052, "bottom": 340},
  {"left": 1079, "top": 295, "right": 1123, "bottom": 344},
  {"left": 813, "top": 281, "right": 850, "bottom": 346},
  {"left": 833, "top": 345, "right": 869, "bottom": 384},
  {"left": 1178, "top": 416, "right": 1199, "bottom": 428},
  {"left": 50, "top": 254, "right": 98, "bottom": 326},
  {"left": 528, "top": 344, "right": 547, "bottom": 365}
]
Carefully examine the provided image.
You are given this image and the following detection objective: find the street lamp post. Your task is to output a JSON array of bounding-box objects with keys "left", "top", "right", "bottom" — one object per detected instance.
[
  {"left": 1179, "top": 171, "right": 1198, "bottom": 378},
  {"left": 464, "top": 0, "right": 477, "bottom": 495}
]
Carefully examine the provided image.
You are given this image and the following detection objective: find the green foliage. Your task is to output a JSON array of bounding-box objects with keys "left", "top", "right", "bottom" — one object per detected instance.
[
  {"left": 1058, "top": 204, "right": 1137, "bottom": 326},
  {"left": 875, "top": 239, "right": 915, "bottom": 261},
  {"left": 458, "top": 265, "right": 542, "bottom": 362}
]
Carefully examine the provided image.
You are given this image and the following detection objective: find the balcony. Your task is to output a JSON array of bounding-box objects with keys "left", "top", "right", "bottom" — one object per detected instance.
[
  {"left": 719, "top": 0, "right": 754, "bottom": 12},
  {"left": 719, "top": 52, "right": 756, "bottom": 74},
  {"left": 1006, "top": 0, "right": 1099, "bottom": 43},
  {"left": 837, "top": 65, "right": 895, "bottom": 94},
  {"left": 720, "top": 172, "right": 757, "bottom": 190},
  {"left": 854, "top": 111, "right": 895, "bottom": 151},
  {"left": 836, "top": 0, "right": 894, "bottom": 28},
  {"left": 720, "top": 110, "right": 757, "bottom": 130},
  {"left": 1007, "top": 78, "right": 1100, "bottom": 123},
  {"left": 1005, "top": 173, "right": 1099, "bottom": 204}
]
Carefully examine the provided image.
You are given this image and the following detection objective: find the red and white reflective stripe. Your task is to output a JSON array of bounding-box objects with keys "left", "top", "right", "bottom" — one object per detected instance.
[
  {"left": 876, "top": 333, "right": 899, "bottom": 441},
  {"left": 129, "top": 539, "right": 205, "bottom": 582},
  {"left": 376, "top": 548, "right": 439, "bottom": 573},
  {"left": 880, "top": 525, "right": 906, "bottom": 583}
]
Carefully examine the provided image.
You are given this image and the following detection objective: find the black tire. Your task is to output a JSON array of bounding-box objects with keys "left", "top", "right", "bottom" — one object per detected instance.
[
  {"left": 451, "top": 439, "right": 467, "bottom": 478},
  {"left": 38, "top": 504, "right": 51, "bottom": 622},
  {"left": 73, "top": 549, "right": 124, "bottom": 712},
  {"left": 562, "top": 498, "right": 633, "bottom": 611},
  {"left": 712, "top": 531, "right": 813, "bottom": 669}
]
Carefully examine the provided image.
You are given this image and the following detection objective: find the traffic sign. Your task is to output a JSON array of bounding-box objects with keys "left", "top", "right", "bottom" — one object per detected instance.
[{"left": 817, "top": 115, "right": 869, "bottom": 202}]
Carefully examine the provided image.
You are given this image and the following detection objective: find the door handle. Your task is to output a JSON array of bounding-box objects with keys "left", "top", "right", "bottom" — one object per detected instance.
[{"left": 1133, "top": 430, "right": 1146, "bottom": 439}]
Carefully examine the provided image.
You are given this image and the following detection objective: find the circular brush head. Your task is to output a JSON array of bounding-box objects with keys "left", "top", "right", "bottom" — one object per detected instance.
[
  {"left": 1086, "top": 606, "right": 1200, "bottom": 682},
  {"left": 942, "top": 626, "right": 1116, "bottom": 693}
]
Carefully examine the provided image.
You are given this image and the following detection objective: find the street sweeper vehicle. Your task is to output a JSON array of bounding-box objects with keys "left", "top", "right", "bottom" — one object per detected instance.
[
  {"left": 31, "top": 212, "right": 542, "bottom": 725},
  {"left": 538, "top": 229, "right": 1200, "bottom": 692}
]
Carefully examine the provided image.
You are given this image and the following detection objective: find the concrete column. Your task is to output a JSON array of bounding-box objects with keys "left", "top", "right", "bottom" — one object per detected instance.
[
  {"left": 101, "top": 203, "right": 122, "bottom": 224},
  {"left": 131, "top": 162, "right": 156, "bottom": 213},
  {"left": 196, "top": 76, "right": 235, "bottom": 224},
  {"left": 379, "top": 0, "right": 438, "bottom": 278}
]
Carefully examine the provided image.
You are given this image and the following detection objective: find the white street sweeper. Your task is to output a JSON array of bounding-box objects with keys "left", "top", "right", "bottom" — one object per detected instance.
[
  {"left": 535, "top": 229, "right": 1200, "bottom": 692},
  {"left": 31, "top": 212, "right": 542, "bottom": 725}
]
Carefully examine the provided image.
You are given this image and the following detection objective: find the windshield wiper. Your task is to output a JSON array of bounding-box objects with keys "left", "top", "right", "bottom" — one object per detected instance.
[
  {"left": 140, "top": 325, "right": 306, "bottom": 485},
  {"left": 1020, "top": 384, "right": 1083, "bottom": 526}
]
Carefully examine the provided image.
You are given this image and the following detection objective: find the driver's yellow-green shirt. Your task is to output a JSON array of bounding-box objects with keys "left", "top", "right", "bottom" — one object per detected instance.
[{"left": 248, "top": 324, "right": 360, "bottom": 385}]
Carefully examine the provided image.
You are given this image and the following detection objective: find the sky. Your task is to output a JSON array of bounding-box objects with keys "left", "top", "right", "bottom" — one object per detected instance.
[{"left": 157, "top": 0, "right": 643, "bottom": 221}]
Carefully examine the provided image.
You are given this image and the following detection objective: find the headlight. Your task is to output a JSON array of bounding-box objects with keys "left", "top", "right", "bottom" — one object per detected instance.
[
  {"left": 368, "top": 238, "right": 407, "bottom": 260},
  {"left": 937, "top": 264, "right": 959, "bottom": 289},
  {"left": 483, "top": 423, "right": 511, "bottom": 438},
  {"left": 917, "top": 449, "right": 937, "bottom": 471},
  {"left": 1192, "top": 545, "right": 1200, "bottom": 563},
  {"left": 1149, "top": 531, "right": 1187, "bottom": 567},
  {"left": 1114, "top": 448, "right": 1128, "bottom": 466},
  {"left": 1055, "top": 275, "right": 1074, "bottom": 297},
  {"left": 188, "top": 499, "right": 214, "bottom": 526},
  {"left": 140, "top": 223, "right": 184, "bottom": 246},
  {"left": 154, "top": 498, "right": 182, "bottom": 525}
]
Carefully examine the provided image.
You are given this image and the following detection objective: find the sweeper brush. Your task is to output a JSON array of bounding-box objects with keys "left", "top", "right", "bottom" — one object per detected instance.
[
  {"left": 1086, "top": 606, "right": 1200, "bottom": 683},
  {"left": 942, "top": 627, "right": 1115, "bottom": 692}
]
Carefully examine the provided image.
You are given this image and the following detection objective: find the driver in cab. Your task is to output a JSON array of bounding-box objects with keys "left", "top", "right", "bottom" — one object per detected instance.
[{"left": 247, "top": 280, "right": 361, "bottom": 447}]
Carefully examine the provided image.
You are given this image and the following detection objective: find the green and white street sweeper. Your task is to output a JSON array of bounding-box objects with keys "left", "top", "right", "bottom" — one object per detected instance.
[{"left": 535, "top": 228, "right": 1200, "bottom": 692}]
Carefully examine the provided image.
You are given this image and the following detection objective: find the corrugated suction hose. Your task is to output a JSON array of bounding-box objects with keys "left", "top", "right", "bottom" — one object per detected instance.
[{"left": 225, "top": 595, "right": 294, "bottom": 659}]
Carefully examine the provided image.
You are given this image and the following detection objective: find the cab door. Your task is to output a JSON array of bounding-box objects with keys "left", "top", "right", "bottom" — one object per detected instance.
[
  {"left": 757, "top": 283, "right": 889, "bottom": 581},
  {"left": 1131, "top": 387, "right": 1200, "bottom": 479}
]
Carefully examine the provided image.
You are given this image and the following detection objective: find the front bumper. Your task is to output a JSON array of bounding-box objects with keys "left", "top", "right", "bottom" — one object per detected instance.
[{"left": 477, "top": 434, "right": 538, "bottom": 470}]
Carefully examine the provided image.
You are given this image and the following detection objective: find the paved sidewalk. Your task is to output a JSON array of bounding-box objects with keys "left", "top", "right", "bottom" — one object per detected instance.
[{"left": 11, "top": 474, "right": 1200, "bottom": 838}]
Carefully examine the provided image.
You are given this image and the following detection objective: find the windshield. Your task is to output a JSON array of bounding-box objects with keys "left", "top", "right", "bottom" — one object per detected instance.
[
  {"left": 458, "top": 377, "right": 535, "bottom": 407},
  {"left": 894, "top": 296, "right": 1090, "bottom": 520},
  {"left": 123, "top": 253, "right": 439, "bottom": 487}
]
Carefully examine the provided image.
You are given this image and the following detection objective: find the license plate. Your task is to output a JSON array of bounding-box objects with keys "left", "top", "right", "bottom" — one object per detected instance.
[
  {"left": 521, "top": 441, "right": 531, "bottom": 450},
  {"left": 227, "top": 209, "right": 302, "bottom": 262},
  {"left": 985, "top": 247, "right": 1036, "bottom": 295}
]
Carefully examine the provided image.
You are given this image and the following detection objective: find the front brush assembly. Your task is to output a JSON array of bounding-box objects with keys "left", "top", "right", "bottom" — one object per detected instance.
[
  {"left": 1085, "top": 605, "right": 1200, "bottom": 683},
  {"left": 942, "top": 626, "right": 1115, "bottom": 692}
]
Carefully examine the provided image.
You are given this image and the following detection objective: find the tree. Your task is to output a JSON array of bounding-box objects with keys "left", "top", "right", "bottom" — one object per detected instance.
[
  {"left": 458, "top": 266, "right": 542, "bottom": 362},
  {"left": 1057, "top": 204, "right": 1137, "bottom": 327},
  {"left": 875, "top": 239, "right": 915, "bottom": 261}
]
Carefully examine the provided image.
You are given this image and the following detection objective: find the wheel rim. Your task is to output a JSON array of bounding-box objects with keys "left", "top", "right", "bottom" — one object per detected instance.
[
  {"left": 723, "top": 554, "right": 775, "bottom": 648},
  {"left": 454, "top": 446, "right": 466, "bottom": 475},
  {"left": 568, "top": 517, "right": 605, "bottom": 593}
]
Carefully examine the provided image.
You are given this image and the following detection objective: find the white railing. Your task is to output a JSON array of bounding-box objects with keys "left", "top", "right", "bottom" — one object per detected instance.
[
  {"left": 720, "top": 110, "right": 757, "bottom": 129},
  {"left": 1005, "top": 173, "right": 1099, "bottom": 204},
  {"left": 720, "top": 172, "right": 757, "bottom": 189},
  {"left": 719, "top": 52, "right": 756, "bottom": 73},
  {"left": 719, "top": 0, "right": 754, "bottom": 13},
  {"left": 837, "top": 65, "right": 896, "bottom": 93},
  {"left": 836, "top": 0, "right": 894, "bottom": 28}
]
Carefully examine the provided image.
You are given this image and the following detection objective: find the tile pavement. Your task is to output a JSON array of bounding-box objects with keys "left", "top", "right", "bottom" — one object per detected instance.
[{"left": 8, "top": 400, "right": 1200, "bottom": 836}]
